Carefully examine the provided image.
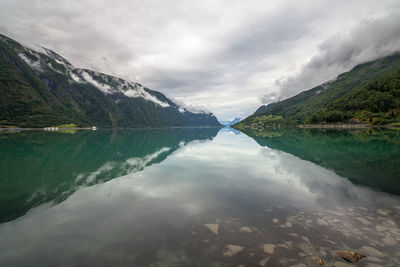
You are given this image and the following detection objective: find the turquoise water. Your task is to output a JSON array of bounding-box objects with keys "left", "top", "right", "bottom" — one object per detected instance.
[{"left": 0, "top": 128, "right": 399, "bottom": 266}]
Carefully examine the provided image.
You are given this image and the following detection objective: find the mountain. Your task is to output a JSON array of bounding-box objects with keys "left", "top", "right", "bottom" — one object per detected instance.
[
  {"left": 310, "top": 68, "right": 400, "bottom": 124},
  {"left": 0, "top": 127, "right": 219, "bottom": 223},
  {"left": 0, "top": 34, "right": 221, "bottom": 128},
  {"left": 220, "top": 117, "right": 241, "bottom": 126},
  {"left": 234, "top": 53, "right": 400, "bottom": 129}
]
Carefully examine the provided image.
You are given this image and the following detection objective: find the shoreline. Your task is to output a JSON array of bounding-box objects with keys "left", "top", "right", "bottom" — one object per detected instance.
[
  {"left": 0, "top": 127, "right": 94, "bottom": 132},
  {"left": 298, "top": 123, "right": 400, "bottom": 129},
  {"left": 0, "top": 125, "right": 223, "bottom": 132}
]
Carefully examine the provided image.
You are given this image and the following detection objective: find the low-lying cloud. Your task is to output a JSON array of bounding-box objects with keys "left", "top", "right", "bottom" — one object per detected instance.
[{"left": 265, "top": 12, "right": 400, "bottom": 103}]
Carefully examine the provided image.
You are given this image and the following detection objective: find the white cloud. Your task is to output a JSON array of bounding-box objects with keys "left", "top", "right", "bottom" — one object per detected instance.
[{"left": 268, "top": 12, "right": 400, "bottom": 102}]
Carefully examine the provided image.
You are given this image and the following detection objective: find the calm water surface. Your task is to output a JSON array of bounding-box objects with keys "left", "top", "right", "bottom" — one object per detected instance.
[{"left": 0, "top": 127, "right": 399, "bottom": 266}]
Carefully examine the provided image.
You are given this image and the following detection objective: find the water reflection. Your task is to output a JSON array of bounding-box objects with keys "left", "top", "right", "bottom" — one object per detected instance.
[
  {"left": 0, "top": 128, "right": 219, "bottom": 222},
  {"left": 242, "top": 128, "right": 400, "bottom": 195},
  {"left": 0, "top": 128, "right": 399, "bottom": 266}
]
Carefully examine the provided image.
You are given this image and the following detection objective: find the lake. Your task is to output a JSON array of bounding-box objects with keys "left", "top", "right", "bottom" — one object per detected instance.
[{"left": 0, "top": 127, "right": 399, "bottom": 266}]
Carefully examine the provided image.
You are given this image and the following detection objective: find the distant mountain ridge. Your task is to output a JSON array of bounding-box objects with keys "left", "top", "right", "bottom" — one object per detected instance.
[
  {"left": 0, "top": 34, "right": 221, "bottom": 128},
  {"left": 220, "top": 117, "right": 241, "bottom": 126},
  {"left": 234, "top": 53, "right": 400, "bottom": 129}
]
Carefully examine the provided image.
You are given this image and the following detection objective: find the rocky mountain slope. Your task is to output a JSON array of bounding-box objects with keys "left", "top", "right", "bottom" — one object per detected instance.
[{"left": 0, "top": 34, "right": 220, "bottom": 128}]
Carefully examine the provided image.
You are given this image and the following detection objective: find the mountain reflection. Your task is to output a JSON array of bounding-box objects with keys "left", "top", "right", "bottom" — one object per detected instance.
[
  {"left": 0, "top": 128, "right": 219, "bottom": 222},
  {"left": 1, "top": 128, "right": 400, "bottom": 266},
  {"left": 240, "top": 128, "right": 400, "bottom": 195}
]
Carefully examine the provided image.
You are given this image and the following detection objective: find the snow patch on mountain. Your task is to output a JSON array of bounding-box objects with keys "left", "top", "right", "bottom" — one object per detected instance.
[
  {"left": 46, "top": 62, "right": 64, "bottom": 74},
  {"left": 18, "top": 53, "right": 42, "bottom": 71},
  {"left": 123, "top": 84, "right": 170, "bottom": 107},
  {"left": 76, "top": 70, "right": 170, "bottom": 107},
  {"left": 69, "top": 71, "right": 84, "bottom": 83},
  {"left": 14, "top": 40, "right": 176, "bottom": 109},
  {"left": 80, "top": 71, "right": 113, "bottom": 94},
  {"left": 172, "top": 99, "right": 211, "bottom": 114},
  {"left": 42, "top": 48, "right": 72, "bottom": 67}
]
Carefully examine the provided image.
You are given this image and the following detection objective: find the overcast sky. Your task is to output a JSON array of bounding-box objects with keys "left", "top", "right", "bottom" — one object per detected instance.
[{"left": 1, "top": 0, "right": 400, "bottom": 120}]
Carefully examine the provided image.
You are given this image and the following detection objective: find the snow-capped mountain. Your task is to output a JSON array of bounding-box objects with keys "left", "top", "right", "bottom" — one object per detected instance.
[
  {"left": 0, "top": 34, "right": 221, "bottom": 128},
  {"left": 220, "top": 117, "right": 241, "bottom": 126}
]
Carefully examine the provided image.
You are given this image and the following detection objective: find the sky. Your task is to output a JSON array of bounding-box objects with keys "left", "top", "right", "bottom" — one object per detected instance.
[{"left": 1, "top": 0, "right": 400, "bottom": 120}]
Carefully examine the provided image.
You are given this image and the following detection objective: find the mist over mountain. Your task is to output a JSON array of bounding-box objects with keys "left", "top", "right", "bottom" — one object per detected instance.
[
  {"left": 0, "top": 34, "right": 221, "bottom": 128},
  {"left": 234, "top": 53, "right": 400, "bottom": 128}
]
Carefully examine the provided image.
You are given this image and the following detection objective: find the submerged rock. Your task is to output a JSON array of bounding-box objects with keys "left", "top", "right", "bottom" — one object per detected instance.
[
  {"left": 314, "top": 257, "right": 324, "bottom": 265},
  {"left": 240, "top": 226, "right": 252, "bottom": 233},
  {"left": 290, "top": 264, "right": 307, "bottom": 267},
  {"left": 382, "top": 235, "right": 397, "bottom": 246},
  {"left": 366, "top": 263, "right": 384, "bottom": 267},
  {"left": 334, "top": 262, "right": 353, "bottom": 267},
  {"left": 223, "top": 245, "right": 244, "bottom": 257},
  {"left": 262, "top": 244, "right": 276, "bottom": 254},
  {"left": 259, "top": 257, "right": 270, "bottom": 266},
  {"left": 278, "top": 243, "right": 289, "bottom": 249},
  {"left": 357, "top": 217, "right": 372, "bottom": 225},
  {"left": 317, "top": 218, "right": 329, "bottom": 226},
  {"left": 377, "top": 209, "right": 390, "bottom": 216},
  {"left": 336, "top": 250, "right": 366, "bottom": 263},
  {"left": 359, "top": 246, "right": 383, "bottom": 258},
  {"left": 204, "top": 224, "right": 219, "bottom": 235}
]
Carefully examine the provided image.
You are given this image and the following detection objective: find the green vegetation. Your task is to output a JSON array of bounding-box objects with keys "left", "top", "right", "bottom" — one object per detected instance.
[
  {"left": 388, "top": 122, "right": 400, "bottom": 128},
  {"left": 235, "top": 53, "right": 400, "bottom": 129},
  {"left": 56, "top": 123, "right": 77, "bottom": 128},
  {"left": 0, "top": 34, "right": 220, "bottom": 128},
  {"left": 57, "top": 129, "right": 78, "bottom": 134},
  {"left": 311, "top": 69, "right": 400, "bottom": 125},
  {"left": 0, "top": 36, "right": 82, "bottom": 128},
  {"left": 234, "top": 115, "right": 286, "bottom": 131}
]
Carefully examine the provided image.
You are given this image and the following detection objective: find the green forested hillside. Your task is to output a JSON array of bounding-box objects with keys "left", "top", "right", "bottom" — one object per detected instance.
[
  {"left": 236, "top": 53, "right": 400, "bottom": 128},
  {"left": 0, "top": 36, "right": 86, "bottom": 127},
  {"left": 311, "top": 68, "right": 400, "bottom": 124},
  {"left": 0, "top": 34, "right": 221, "bottom": 128}
]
